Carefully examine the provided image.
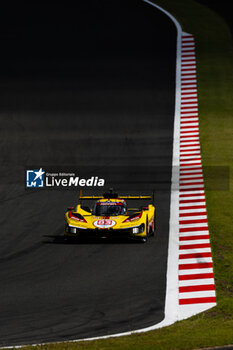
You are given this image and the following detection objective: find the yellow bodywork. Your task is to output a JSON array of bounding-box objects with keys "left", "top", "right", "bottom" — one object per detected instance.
[{"left": 64, "top": 196, "right": 155, "bottom": 241}]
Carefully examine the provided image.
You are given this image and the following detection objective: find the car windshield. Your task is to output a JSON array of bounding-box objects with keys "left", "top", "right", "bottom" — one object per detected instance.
[{"left": 94, "top": 203, "right": 126, "bottom": 216}]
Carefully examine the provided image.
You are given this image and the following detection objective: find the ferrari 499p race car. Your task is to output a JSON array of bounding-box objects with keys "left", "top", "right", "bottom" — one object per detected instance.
[{"left": 64, "top": 190, "right": 156, "bottom": 242}]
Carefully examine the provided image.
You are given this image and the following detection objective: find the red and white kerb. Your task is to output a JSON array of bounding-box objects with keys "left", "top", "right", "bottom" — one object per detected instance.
[{"left": 178, "top": 33, "right": 216, "bottom": 309}]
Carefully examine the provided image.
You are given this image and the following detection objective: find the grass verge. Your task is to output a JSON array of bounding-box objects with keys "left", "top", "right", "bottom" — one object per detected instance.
[{"left": 6, "top": 1, "right": 233, "bottom": 349}]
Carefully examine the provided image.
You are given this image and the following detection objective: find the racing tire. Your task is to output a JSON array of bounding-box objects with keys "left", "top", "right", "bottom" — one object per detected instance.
[{"left": 139, "top": 218, "right": 149, "bottom": 243}]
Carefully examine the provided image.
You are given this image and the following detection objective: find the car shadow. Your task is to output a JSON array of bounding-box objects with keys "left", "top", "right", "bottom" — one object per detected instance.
[{"left": 42, "top": 234, "right": 143, "bottom": 245}]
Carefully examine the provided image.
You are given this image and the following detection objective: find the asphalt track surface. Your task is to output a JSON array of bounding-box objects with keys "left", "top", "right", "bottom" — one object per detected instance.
[{"left": 0, "top": 1, "right": 176, "bottom": 346}]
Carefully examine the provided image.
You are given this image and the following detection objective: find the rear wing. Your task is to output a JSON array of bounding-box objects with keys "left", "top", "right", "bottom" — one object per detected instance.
[
  {"left": 79, "top": 195, "right": 152, "bottom": 200},
  {"left": 78, "top": 190, "right": 154, "bottom": 202}
]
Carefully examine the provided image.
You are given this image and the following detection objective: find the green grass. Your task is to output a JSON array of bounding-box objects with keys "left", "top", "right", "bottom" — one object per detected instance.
[{"left": 6, "top": 1, "right": 233, "bottom": 349}]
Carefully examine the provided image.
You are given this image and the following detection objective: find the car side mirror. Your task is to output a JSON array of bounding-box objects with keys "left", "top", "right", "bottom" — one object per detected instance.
[
  {"left": 142, "top": 207, "right": 148, "bottom": 210},
  {"left": 67, "top": 206, "right": 74, "bottom": 211}
]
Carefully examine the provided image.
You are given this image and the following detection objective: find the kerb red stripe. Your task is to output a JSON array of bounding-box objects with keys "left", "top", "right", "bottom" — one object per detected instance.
[
  {"left": 181, "top": 64, "right": 196, "bottom": 68},
  {"left": 179, "top": 252, "right": 212, "bottom": 259},
  {"left": 179, "top": 285, "right": 215, "bottom": 293},
  {"left": 179, "top": 297, "right": 216, "bottom": 305},
  {"left": 180, "top": 219, "right": 207, "bottom": 225},
  {"left": 179, "top": 235, "right": 209, "bottom": 241},
  {"left": 180, "top": 139, "right": 199, "bottom": 143},
  {"left": 179, "top": 262, "right": 212, "bottom": 270},
  {"left": 181, "top": 73, "right": 196, "bottom": 77},
  {"left": 179, "top": 226, "right": 208, "bottom": 233},
  {"left": 182, "top": 40, "right": 194, "bottom": 43},
  {"left": 179, "top": 198, "right": 205, "bottom": 203},
  {"left": 180, "top": 243, "right": 211, "bottom": 249},
  {"left": 180, "top": 167, "right": 202, "bottom": 171},
  {"left": 182, "top": 49, "right": 195, "bottom": 53},
  {"left": 179, "top": 205, "right": 206, "bottom": 210},
  {"left": 181, "top": 129, "right": 199, "bottom": 134},
  {"left": 179, "top": 192, "right": 204, "bottom": 197},
  {"left": 182, "top": 87, "right": 197, "bottom": 91},
  {"left": 180, "top": 182, "right": 203, "bottom": 187},
  {"left": 180, "top": 212, "right": 207, "bottom": 217},
  {"left": 179, "top": 273, "right": 213, "bottom": 280},
  {"left": 181, "top": 124, "right": 199, "bottom": 129},
  {"left": 180, "top": 198, "right": 205, "bottom": 203},
  {"left": 181, "top": 116, "right": 198, "bottom": 119},
  {"left": 181, "top": 78, "right": 196, "bottom": 82}
]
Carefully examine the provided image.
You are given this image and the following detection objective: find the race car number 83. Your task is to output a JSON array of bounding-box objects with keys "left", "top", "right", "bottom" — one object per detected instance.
[{"left": 93, "top": 219, "right": 116, "bottom": 228}]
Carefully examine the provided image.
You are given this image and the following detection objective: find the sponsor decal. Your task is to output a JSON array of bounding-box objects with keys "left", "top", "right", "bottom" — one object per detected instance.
[
  {"left": 97, "top": 202, "right": 122, "bottom": 206},
  {"left": 93, "top": 219, "right": 116, "bottom": 228},
  {"left": 26, "top": 169, "right": 105, "bottom": 189}
]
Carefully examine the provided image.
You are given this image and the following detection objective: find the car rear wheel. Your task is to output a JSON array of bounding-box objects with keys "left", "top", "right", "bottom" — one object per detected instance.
[{"left": 139, "top": 218, "right": 149, "bottom": 243}]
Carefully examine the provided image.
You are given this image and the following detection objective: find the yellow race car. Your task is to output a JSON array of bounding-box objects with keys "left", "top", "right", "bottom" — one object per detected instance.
[{"left": 64, "top": 190, "right": 156, "bottom": 242}]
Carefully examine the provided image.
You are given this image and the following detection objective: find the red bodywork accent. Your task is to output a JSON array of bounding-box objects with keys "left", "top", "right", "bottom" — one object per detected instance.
[
  {"left": 68, "top": 211, "right": 87, "bottom": 223},
  {"left": 123, "top": 211, "right": 142, "bottom": 223}
]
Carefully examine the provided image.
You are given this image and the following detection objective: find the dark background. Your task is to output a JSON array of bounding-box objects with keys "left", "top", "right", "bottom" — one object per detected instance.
[
  {"left": 0, "top": 1, "right": 231, "bottom": 76},
  {"left": 0, "top": 0, "right": 173, "bottom": 78},
  {"left": 196, "top": 0, "right": 233, "bottom": 37}
]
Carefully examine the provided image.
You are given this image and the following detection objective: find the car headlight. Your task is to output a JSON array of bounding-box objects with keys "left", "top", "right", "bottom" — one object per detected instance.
[
  {"left": 132, "top": 224, "right": 144, "bottom": 234},
  {"left": 132, "top": 227, "right": 139, "bottom": 234},
  {"left": 66, "top": 225, "right": 77, "bottom": 234}
]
